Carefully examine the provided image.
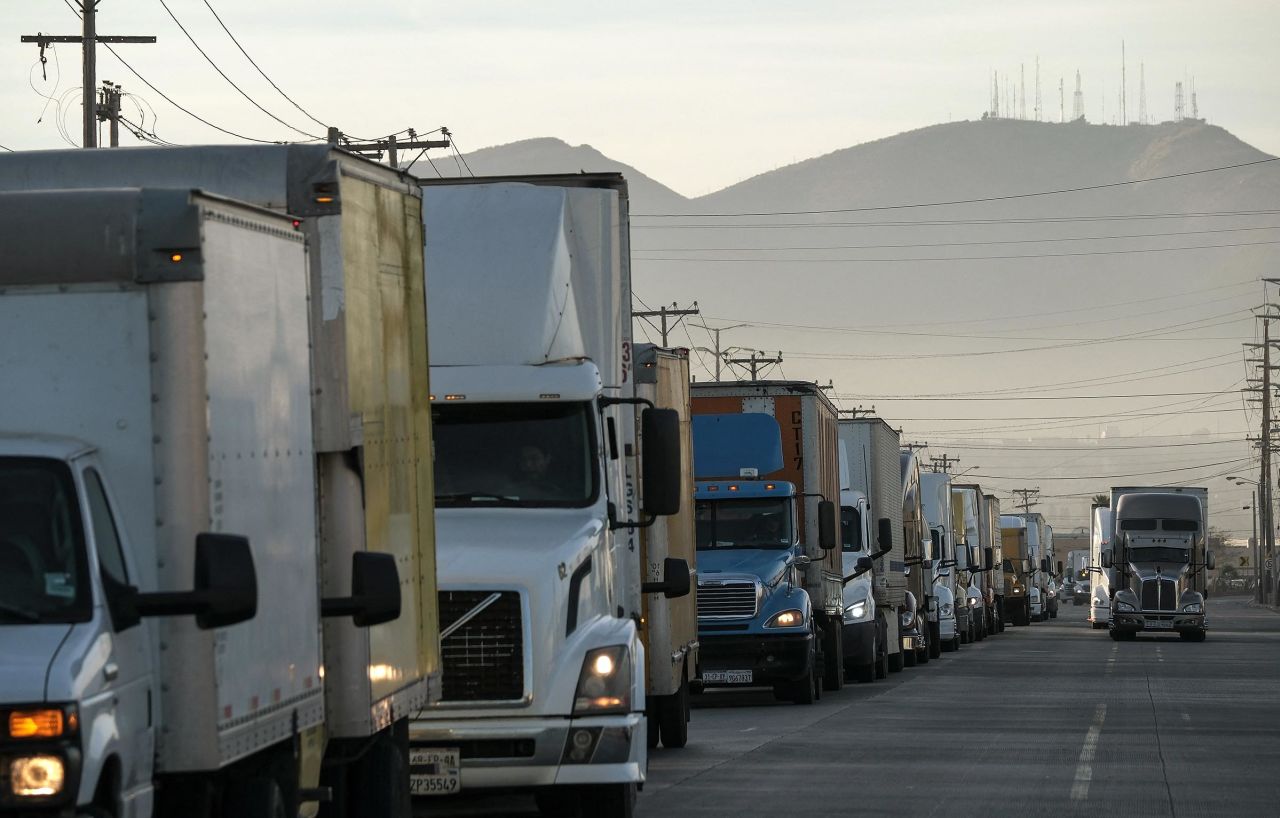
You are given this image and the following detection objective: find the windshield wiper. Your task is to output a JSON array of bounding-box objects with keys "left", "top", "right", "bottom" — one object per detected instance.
[
  {"left": 0, "top": 601, "right": 41, "bottom": 623},
  {"left": 436, "top": 492, "right": 522, "bottom": 503}
]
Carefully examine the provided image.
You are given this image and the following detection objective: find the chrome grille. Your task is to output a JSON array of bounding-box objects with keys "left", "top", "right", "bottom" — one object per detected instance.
[
  {"left": 439, "top": 590, "right": 524, "bottom": 702},
  {"left": 697, "top": 581, "right": 758, "bottom": 619},
  {"left": 1139, "top": 578, "right": 1178, "bottom": 612}
]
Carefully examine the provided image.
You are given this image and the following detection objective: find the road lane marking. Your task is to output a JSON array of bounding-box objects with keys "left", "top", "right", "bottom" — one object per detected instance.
[{"left": 1070, "top": 703, "right": 1107, "bottom": 801}]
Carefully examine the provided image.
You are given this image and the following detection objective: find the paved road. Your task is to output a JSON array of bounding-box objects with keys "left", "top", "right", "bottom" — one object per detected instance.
[{"left": 639, "top": 594, "right": 1280, "bottom": 817}]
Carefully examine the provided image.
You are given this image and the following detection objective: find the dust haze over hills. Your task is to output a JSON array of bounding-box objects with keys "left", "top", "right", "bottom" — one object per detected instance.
[{"left": 427, "top": 119, "right": 1278, "bottom": 536}]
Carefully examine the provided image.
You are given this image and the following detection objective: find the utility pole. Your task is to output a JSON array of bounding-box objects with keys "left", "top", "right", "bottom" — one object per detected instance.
[
  {"left": 1245, "top": 288, "right": 1280, "bottom": 605},
  {"left": 22, "top": 2, "right": 156, "bottom": 148},
  {"left": 724, "top": 350, "right": 782, "bottom": 380},
  {"left": 928, "top": 454, "right": 961, "bottom": 474},
  {"left": 690, "top": 322, "right": 745, "bottom": 381},
  {"left": 838, "top": 406, "right": 877, "bottom": 419},
  {"left": 1012, "top": 488, "right": 1040, "bottom": 513},
  {"left": 634, "top": 302, "right": 700, "bottom": 346},
  {"left": 335, "top": 128, "right": 452, "bottom": 168},
  {"left": 99, "top": 81, "right": 122, "bottom": 147},
  {"left": 902, "top": 441, "right": 929, "bottom": 454}
]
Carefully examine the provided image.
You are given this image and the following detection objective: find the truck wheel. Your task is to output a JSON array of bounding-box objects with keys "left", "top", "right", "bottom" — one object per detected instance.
[
  {"left": 928, "top": 622, "right": 942, "bottom": 659},
  {"left": 875, "top": 636, "right": 889, "bottom": 679},
  {"left": 822, "top": 626, "right": 844, "bottom": 691},
  {"left": 789, "top": 664, "right": 817, "bottom": 705},
  {"left": 1109, "top": 629, "right": 1122, "bottom": 642},
  {"left": 887, "top": 647, "right": 904, "bottom": 673},
  {"left": 535, "top": 787, "right": 579, "bottom": 816},
  {"left": 223, "top": 777, "right": 287, "bottom": 818},
  {"left": 659, "top": 673, "right": 690, "bottom": 749},
  {"left": 1180, "top": 630, "right": 1206, "bottom": 642},
  {"left": 903, "top": 644, "right": 917, "bottom": 668},
  {"left": 586, "top": 783, "right": 636, "bottom": 818},
  {"left": 646, "top": 706, "right": 660, "bottom": 749},
  {"left": 853, "top": 655, "right": 876, "bottom": 683},
  {"left": 951, "top": 635, "right": 961, "bottom": 651}
]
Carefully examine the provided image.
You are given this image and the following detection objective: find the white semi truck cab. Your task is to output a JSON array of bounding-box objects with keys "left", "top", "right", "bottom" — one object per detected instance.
[{"left": 410, "top": 175, "right": 684, "bottom": 816}]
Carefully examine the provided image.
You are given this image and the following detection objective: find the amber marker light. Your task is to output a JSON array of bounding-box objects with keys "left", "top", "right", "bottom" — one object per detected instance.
[
  {"left": 8, "top": 709, "right": 64, "bottom": 739},
  {"left": 169, "top": 252, "right": 183, "bottom": 263}
]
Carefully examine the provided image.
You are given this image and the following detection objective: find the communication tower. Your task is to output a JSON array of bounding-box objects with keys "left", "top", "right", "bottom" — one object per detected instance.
[
  {"left": 1072, "top": 70, "right": 1084, "bottom": 121},
  {"left": 1175, "top": 81, "right": 1185, "bottom": 121}
]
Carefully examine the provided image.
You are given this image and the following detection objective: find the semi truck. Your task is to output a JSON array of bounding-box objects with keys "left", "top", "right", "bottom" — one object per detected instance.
[
  {"left": 0, "top": 143, "right": 445, "bottom": 818},
  {"left": 981, "top": 493, "right": 1006, "bottom": 634},
  {"left": 838, "top": 419, "right": 907, "bottom": 676},
  {"left": 410, "top": 175, "right": 685, "bottom": 816},
  {"left": 1015, "top": 513, "right": 1048, "bottom": 622},
  {"left": 1066, "top": 549, "right": 1091, "bottom": 604},
  {"left": 1089, "top": 505, "right": 1114, "bottom": 629},
  {"left": 948, "top": 490, "right": 975, "bottom": 643},
  {"left": 1000, "top": 516, "right": 1034, "bottom": 626},
  {"left": 899, "top": 449, "right": 934, "bottom": 664},
  {"left": 635, "top": 345, "right": 700, "bottom": 748},
  {"left": 691, "top": 381, "right": 843, "bottom": 698},
  {"left": 1105, "top": 487, "right": 1212, "bottom": 642},
  {"left": 920, "top": 472, "right": 960, "bottom": 653},
  {"left": 952, "top": 486, "right": 989, "bottom": 640}
]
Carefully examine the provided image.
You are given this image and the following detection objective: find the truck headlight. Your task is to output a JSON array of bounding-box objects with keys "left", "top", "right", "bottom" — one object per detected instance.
[
  {"left": 573, "top": 646, "right": 630, "bottom": 716},
  {"left": 843, "top": 600, "right": 868, "bottom": 621},
  {"left": 967, "top": 597, "right": 979, "bottom": 608},
  {"left": 1181, "top": 602, "right": 1203, "bottom": 614},
  {"left": 939, "top": 602, "right": 953, "bottom": 617},
  {"left": 10, "top": 755, "right": 65, "bottom": 797},
  {"left": 899, "top": 609, "right": 914, "bottom": 628},
  {"left": 766, "top": 609, "right": 806, "bottom": 628},
  {"left": 1116, "top": 601, "right": 1136, "bottom": 613}
]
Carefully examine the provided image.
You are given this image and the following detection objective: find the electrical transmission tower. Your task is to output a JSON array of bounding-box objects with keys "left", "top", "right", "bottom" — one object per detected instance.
[
  {"left": 21, "top": 1, "right": 156, "bottom": 148},
  {"left": 633, "top": 301, "right": 700, "bottom": 346}
]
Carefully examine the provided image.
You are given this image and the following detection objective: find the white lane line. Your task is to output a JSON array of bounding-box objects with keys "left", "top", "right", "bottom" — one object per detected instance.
[{"left": 1070, "top": 703, "right": 1108, "bottom": 801}]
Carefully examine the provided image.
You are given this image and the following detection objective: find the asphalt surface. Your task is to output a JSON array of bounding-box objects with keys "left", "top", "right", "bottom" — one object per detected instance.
[
  {"left": 640, "top": 594, "right": 1280, "bottom": 817},
  {"left": 416, "top": 594, "right": 1280, "bottom": 816}
]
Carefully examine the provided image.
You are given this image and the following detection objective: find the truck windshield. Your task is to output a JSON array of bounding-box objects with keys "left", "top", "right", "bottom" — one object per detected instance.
[
  {"left": 0, "top": 457, "right": 92, "bottom": 623},
  {"left": 1128, "top": 546, "right": 1191, "bottom": 564},
  {"left": 696, "top": 498, "right": 792, "bottom": 550},
  {"left": 841, "top": 506, "right": 862, "bottom": 552},
  {"left": 432, "top": 402, "right": 597, "bottom": 508}
]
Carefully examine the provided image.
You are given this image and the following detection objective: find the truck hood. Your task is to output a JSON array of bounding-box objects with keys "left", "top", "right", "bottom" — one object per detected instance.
[
  {"left": 434, "top": 507, "right": 604, "bottom": 586},
  {"left": 697, "top": 548, "right": 791, "bottom": 587},
  {"left": 1128, "top": 563, "right": 1192, "bottom": 582},
  {"left": 0, "top": 624, "right": 72, "bottom": 703}
]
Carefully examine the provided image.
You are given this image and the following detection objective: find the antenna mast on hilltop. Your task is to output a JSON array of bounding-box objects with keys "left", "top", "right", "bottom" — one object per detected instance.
[
  {"left": 1059, "top": 77, "right": 1064, "bottom": 122},
  {"left": 1121, "top": 41, "right": 1127, "bottom": 124},
  {"left": 1139, "top": 63, "right": 1148, "bottom": 124},
  {"left": 991, "top": 70, "right": 1000, "bottom": 118},
  {"left": 1020, "top": 63, "right": 1026, "bottom": 120},
  {"left": 1175, "top": 81, "right": 1185, "bottom": 121},
  {"left": 1035, "top": 56, "right": 1042, "bottom": 121},
  {"left": 1191, "top": 77, "right": 1199, "bottom": 119},
  {"left": 1072, "top": 70, "right": 1084, "bottom": 121}
]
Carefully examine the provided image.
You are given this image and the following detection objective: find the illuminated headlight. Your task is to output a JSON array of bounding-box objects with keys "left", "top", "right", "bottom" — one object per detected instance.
[
  {"left": 1181, "top": 602, "right": 1203, "bottom": 614},
  {"left": 843, "top": 600, "right": 868, "bottom": 621},
  {"left": 967, "top": 597, "right": 980, "bottom": 608},
  {"left": 10, "top": 755, "right": 65, "bottom": 797},
  {"left": 766, "top": 609, "right": 806, "bottom": 628},
  {"left": 939, "top": 602, "right": 953, "bottom": 617},
  {"left": 899, "top": 609, "right": 914, "bottom": 628},
  {"left": 573, "top": 646, "right": 630, "bottom": 716},
  {"left": 1116, "top": 601, "right": 1136, "bottom": 613},
  {"left": 1011, "top": 587, "right": 1023, "bottom": 595}
]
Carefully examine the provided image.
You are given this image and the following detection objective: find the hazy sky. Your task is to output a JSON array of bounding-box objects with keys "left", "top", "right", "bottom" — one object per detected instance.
[{"left": 3, "top": 0, "right": 1278, "bottom": 195}]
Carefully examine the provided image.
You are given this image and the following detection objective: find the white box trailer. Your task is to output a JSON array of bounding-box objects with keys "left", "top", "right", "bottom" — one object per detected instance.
[
  {"left": 0, "top": 145, "right": 441, "bottom": 817},
  {"left": 635, "top": 345, "right": 699, "bottom": 749},
  {"left": 1089, "top": 504, "right": 1114, "bottom": 628},
  {"left": 0, "top": 188, "right": 321, "bottom": 814}
]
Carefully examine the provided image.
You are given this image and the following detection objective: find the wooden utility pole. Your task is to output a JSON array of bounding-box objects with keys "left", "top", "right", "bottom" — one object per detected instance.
[
  {"left": 928, "top": 454, "right": 961, "bottom": 473},
  {"left": 331, "top": 128, "right": 452, "bottom": 168},
  {"left": 838, "top": 407, "right": 877, "bottom": 418},
  {"left": 21, "top": 2, "right": 155, "bottom": 148},
  {"left": 634, "top": 302, "right": 700, "bottom": 346},
  {"left": 691, "top": 321, "right": 745, "bottom": 381},
  {"left": 1012, "top": 488, "right": 1040, "bottom": 513},
  {"left": 100, "top": 82, "right": 122, "bottom": 146},
  {"left": 724, "top": 350, "right": 782, "bottom": 380}
]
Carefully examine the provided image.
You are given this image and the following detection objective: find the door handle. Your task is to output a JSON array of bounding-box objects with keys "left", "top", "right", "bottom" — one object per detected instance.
[{"left": 104, "top": 662, "right": 119, "bottom": 682}]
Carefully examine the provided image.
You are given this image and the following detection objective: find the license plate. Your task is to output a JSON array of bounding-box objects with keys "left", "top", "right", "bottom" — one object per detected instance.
[
  {"left": 1146, "top": 620, "right": 1173, "bottom": 630},
  {"left": 410, "top": 748, "right": 460, "bottom": 796},
  {"left": 704, "top": 669, "right": 753, "bottom": 684}
]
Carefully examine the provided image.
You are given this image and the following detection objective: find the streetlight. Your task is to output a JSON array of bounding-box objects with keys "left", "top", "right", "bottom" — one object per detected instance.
[{"left": 1229, "top": 476, "right": 1264, "bottom": 603}]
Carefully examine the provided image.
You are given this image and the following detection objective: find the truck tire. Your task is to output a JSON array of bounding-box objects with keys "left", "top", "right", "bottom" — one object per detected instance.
[
  {"left": 928, "top": 622, "right": 942, "bottom": 659},
  {"left": 534, "top": 787, "right": 579, "bottom": 816},
  {"left": 659, "top": 672, "right": 690, "bottom": 749},
  {"left": 875, "top": 634, "right": 889, "bottom": 679},
  {"left": 887, "top": 648, "right": 904, "bottom": 673},
  {"left": 789, "top": 664, "right": 817, "bottom": 705},
  {"left": 951, "top": 635, "right": 961, "bottom": 652},
  {"left": 646, "top": 706, "right": 660, "bottom": 749},
  {"left": 586, "top": 783, "right": 637, "bottom": 818},
  {"left": 347, "top": 723, "right": 411, "bottom": 818},
  {"left": 1109, "top": 629, "right": 1123, "bottom": 641},
  {"left": 1180, "top": 630, "right": 1206, "bottom": 642},
  {"left": 822, "top": 626, "right": 844, "bottom": 691},
  {"left": 903, "top": 643, "right": 917, "bottom": 668}
]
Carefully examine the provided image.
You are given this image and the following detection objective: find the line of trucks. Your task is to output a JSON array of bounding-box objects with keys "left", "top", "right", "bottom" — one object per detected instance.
[{"left": 0, "top": 144, "right": 1101, "bottom": 818}]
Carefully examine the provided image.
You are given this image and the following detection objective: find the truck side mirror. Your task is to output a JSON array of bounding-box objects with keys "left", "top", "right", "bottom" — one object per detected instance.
[
  {"left": 641, "top": 408, "right": 682, "bottom": 517},
  {"left": 929, "top": 529, "right": 941, "bottom": 560},
  {"left": 843, "top": 555, "right": 875, "bottom": 584},
  {"left": 1101, "top": 552, "right": 1112, "bottom": 569},
  {"left": 1040, "top": 558, "right": 1050, "bottom": 573},
  {"left": 1206, "top": 551, "right": 1216, "bottom": 570},
  {"left": 983, "top": 547, "right": 994, "bottom": 571},
  {"left": 818, "top": 500, "right": 837, "bottom": 550},
  {"left": 922, "top": 559, "right": 934, "bottom": 570},
  {"left": 641, "top": 557, "right": 692, "bottom": 599},
  {"left": 968, "top": 545, "right": 980, "bottom": 569},
  {"left": 877, "top": 517, "right": 893, "bottom": 554},
  {"left": 133, "top": 533, "right": 258, "bottom": 629},
  {"left": 1057, "top": 560, "right": 1064, "bottom": 576},
  {"left": 322, "top": 551, "right": 402, "bottom": 627}
]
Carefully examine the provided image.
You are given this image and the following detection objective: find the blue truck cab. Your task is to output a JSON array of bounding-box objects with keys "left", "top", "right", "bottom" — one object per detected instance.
[{"left": 691, "top": 415, "right": 822, "bottom": 704}]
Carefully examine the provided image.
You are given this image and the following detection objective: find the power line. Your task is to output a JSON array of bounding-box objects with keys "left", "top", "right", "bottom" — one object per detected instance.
[
  {"left": 156, "top": 0, "right": 323, "bottom": 140},
  {"left": 970, "top": 456, "right": 1256, "bottom": 481},
  {"left": 0, "top": 143, "right": 13, "bottom": 152},
  {"left": 633, "top": 237, "right": 1280, "bottom": 263},
  {"left": 632, "top": 209, "right": 1280, "bottom": 230},
  {"left": 635, "top": 224, "right": 1280, "bottom": 252},
  {"left": 102, "top": 42, "right": 280, "bottom": 143},
  {"left": 633, "top": 156, "right": 1280, "bottom": 218},
  {"left": 918, "top": 439, "right": 1243, "bottom": 452},
  {"left": 883, "top": 406, "right": 1240, "bottom": 422},
  {"left": 850, "top": 390, "right": 1234, "bottom": 402}
]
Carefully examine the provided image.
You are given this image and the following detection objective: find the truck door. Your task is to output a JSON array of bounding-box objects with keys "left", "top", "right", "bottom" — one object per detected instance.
[{"left": 80, "top": 466, "right": 155, "bottom": 803}]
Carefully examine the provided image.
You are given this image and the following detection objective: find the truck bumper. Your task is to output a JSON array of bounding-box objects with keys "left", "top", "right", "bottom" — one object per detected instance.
[
  {"left": 841, "top": 620, "right": 877, "bottom": 666},
  {"left": 939, "top": 612, "right": 957, "bottom": 640},
  {"left": 1112, "top": 612, "right": 1206, "bottom": 635},
  {"left": 407, "top": 712, "right": 644, "bottom": 791},
  {"left": 698, "top": 632, "right": 812, "bottom": 686}
]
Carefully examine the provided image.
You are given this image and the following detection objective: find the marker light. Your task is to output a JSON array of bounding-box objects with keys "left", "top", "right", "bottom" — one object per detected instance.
[
  {"left": 169, "top": 253, "right": 183, "bottom": 263},
  {"left": 728, "top": 485, "right": 739, "bottom": 492},
  {"left": 444, "top": 394, "right": 466, "bottom": 401},
  {"left": 706, "top": 485, "right": 719, "bottom": 492},
  {"left": 765, "top": 483, "right": 776, "bottom": 491},
  {"left": 314, "top": 195, "right": 335, "bottom": 204},
  {"left": 8, "top": 710, "right": 64, "bottom": 739}
]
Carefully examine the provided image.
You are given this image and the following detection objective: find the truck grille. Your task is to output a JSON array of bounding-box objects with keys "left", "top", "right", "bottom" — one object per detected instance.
[
  {"left": 1139, "top": 578, "right": 1178, "bottom": 612},
  {"left": 697, "top": 581, "right": 758, "bottom": 619},
  {"left": 439, "top": 590, "right": 524, "bottom": 702}
]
